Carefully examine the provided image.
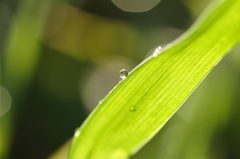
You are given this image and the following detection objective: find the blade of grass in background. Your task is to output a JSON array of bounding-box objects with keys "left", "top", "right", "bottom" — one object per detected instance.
[
  {"left": 68, "top": 0, "right": 240, "bottom": 158},
  {"left": 0, "top": 0, "right": 53, "bottom": 158}
]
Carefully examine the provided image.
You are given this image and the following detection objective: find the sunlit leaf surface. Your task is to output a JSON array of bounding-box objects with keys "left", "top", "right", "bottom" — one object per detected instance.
[{"left": 69, "top": 0, "right": 240, "bottom": 158}]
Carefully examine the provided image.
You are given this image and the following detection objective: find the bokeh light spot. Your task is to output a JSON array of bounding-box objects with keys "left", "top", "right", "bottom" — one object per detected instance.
[
  {"left": 0, "top": 86, "right": 12, "bottom": 117},
  {"left": 111, "top": 0, "right": 161, "bottom": 12}
]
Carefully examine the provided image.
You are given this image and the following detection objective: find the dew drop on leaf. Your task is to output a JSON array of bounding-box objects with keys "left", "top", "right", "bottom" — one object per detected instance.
[
  {"left": 152, "top": 46, "right": 162, "bottom": 57},
  {"left": 119, "top": 69, "right": 128, "bottom": 79},
  {"left": 130, "top": 106, "right": 135, "bottom": 111},
  {"left": 74, "top": 129, "right": 81, "bottom": 137}
]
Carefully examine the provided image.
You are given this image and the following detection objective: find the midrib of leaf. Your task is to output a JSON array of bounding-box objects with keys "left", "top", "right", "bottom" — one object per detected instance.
[{"left": 69, "top": 0, "right": 240, "bottom": 158}]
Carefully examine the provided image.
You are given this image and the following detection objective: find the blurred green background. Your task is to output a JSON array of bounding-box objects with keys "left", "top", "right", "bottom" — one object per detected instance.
[{"left": 0, "top": 0, "right": 240, "bottom": 158}]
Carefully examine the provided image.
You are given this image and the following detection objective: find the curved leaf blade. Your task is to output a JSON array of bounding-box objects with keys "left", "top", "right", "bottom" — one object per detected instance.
[{"left": 69, "top": 0, "right": 240, "bottom": 158}]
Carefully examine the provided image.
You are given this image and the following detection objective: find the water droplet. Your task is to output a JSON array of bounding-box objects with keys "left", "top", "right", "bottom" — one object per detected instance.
[
  {"left": 74, "top": 128, "right": 81, "bottom": 137},
  {"left": 119, "top": 69, "right": 128, "bottom": 79},
  {"left": 144, "top": 45, "right": 166, "bottom": 59},
  {"left": 130, "top": 106, "right": 135, "bottom": 111},
  {"left": 98, "top": 100, "right": 103, "bottom": 105},
  {"left": 152, "top": 46, "right": 162, "bottom": 57}
]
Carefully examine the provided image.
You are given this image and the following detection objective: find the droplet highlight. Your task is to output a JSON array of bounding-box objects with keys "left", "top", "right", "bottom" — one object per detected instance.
[
  {"left": 152, "top": 46, "right": 162, "bottom": 57},
  {"left": 130, "top": 106, "right": 135, "bottom": 111},
  {"left": 98, "top": 100, "right": 103, "bottom": 105},
  {"left": 119, "top": 69, "right": 128, "bottom": 79},
  {"left": 74, "top": 128, "right": 81, "bottom": 137}
]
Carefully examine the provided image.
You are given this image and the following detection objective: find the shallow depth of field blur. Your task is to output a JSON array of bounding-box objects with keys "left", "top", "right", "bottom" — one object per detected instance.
[{"left": 1, "top": 0, "right": 240, "bottom": 159}]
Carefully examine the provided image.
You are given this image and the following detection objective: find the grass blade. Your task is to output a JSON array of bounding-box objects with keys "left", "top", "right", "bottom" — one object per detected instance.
[{"left": 69, "top": 0, "right": 240, "bottom": 158}]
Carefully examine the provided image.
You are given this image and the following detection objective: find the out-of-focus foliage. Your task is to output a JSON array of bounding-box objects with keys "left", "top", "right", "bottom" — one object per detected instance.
[{"left": 0, "top": 0, "right": 239, "bottom": 159}]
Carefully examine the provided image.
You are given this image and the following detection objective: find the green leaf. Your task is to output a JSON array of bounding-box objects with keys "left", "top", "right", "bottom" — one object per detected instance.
[{"left": 68, "top": 0, "right": 240, "bottom": 158}]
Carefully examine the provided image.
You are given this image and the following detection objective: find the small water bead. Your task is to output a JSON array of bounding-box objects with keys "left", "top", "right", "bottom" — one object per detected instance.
[
  {"left": 119, "top": 69, "right": 128, "bottom": 79},
  {"left": 152, "top": 46, "right": 162, "bottom": 57},
  {"left": 74, "top": 128, "right": 81, "bottom": 137},
  {"left": 98, "top": 100, "right": 103, "bottom": 105},
  {"left": 130, "top": 106, "right": 135, "bottom": 111}
]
